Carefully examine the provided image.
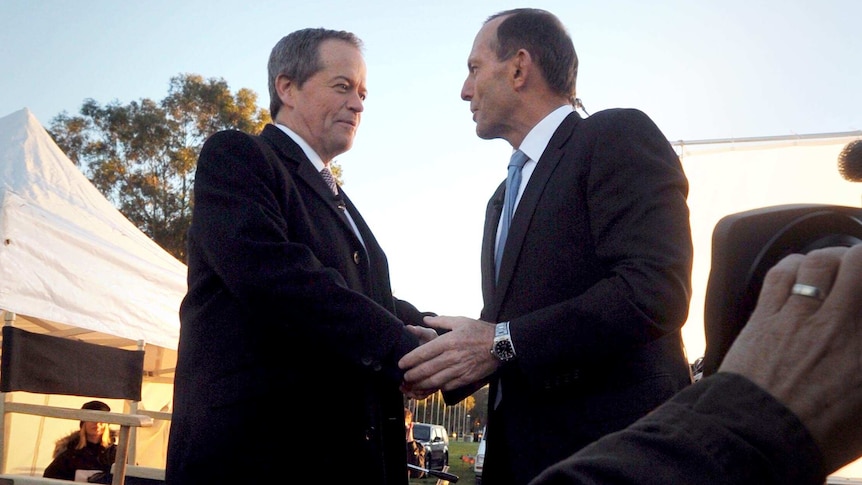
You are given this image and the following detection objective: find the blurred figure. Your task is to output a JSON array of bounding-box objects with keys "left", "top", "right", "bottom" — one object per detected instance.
[
  {"left": 405, "top": 407, "right": 425, "bottom": 478},
  {"left": 530, "top": 244, "right": 862, "bottom": 484}
]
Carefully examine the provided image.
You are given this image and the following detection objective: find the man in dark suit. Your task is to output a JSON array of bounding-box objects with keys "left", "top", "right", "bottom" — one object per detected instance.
[
  {"left": 399, "top": 9, "right": 693, "bottom": 485},
  {"left": 166, "top": 28, "right": 434, "bottom": 485}
]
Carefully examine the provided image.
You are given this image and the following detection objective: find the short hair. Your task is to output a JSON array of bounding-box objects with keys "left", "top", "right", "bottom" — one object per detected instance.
[
  {"left": 267, "top": 28, "right": 364, "bottom": 120},
  {"left": 486, "top": 8, "right": 578, "bottom": 102}
]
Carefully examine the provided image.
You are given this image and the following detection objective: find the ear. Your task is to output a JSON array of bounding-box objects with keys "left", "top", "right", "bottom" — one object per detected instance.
[
  {"left": 511, "top": 49, "right": 532, "bottom": 91},
  {"left": 275, "top": 74, "right": 295, "bottom": 108}
]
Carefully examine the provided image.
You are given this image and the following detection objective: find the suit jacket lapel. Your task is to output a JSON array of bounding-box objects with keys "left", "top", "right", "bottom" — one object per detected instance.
[
  {"left": 482, "top": 183, "right": 506, "bottom": 305},
  {"left": 259, "top": 125, "right": 331, "bottom": 198},
  {"left": 487, "top": 113, "right": 582, "bottom": 315},
  {"left": 259, "top": 125, "right": 361, "bottom": 237}
]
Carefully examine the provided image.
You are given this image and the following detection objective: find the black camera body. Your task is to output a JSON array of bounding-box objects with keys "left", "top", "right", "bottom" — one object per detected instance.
[{"left": 701, "top": 204, "right": 862, "bottom": 376}]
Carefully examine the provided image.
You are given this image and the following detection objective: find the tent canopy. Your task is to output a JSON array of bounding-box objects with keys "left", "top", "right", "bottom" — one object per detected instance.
[{"left": 0, "top": 107, "right": 186, "bottom": 382}]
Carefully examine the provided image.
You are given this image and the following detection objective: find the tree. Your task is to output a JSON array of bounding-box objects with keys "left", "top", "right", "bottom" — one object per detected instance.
[{"left": 49, "top": 73, "right": 269, "bottom": 260}]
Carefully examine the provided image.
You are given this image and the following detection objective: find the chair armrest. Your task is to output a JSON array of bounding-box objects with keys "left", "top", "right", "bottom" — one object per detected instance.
[
  {"left": 3, "top": 403, "right": 153, "bottom": 428},
  {"left": 137, "top": 410, "right": 172, "bottom": 422},
  {"left": 0, "top": 474, "right": 85, "bottom": 485},
  {"left": 111, "top": 464, "right": 165, "bottom": 481}
]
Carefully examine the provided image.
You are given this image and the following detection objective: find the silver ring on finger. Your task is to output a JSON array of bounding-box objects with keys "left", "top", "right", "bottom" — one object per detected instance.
[{"left": 790, "top": 283, "right": 825, "bottom": 301}]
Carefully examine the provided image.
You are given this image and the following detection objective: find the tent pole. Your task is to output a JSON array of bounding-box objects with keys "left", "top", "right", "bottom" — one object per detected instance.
[
  {"left": 127, "top": 339, "right": 145, "bottom": 466},
  {"left": 0, "top": 312, "right": 16, "bottom": 474}
]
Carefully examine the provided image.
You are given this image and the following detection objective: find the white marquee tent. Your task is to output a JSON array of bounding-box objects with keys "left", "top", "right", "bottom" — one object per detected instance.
[{"left": 0, "top": 107, "right": 186, "bottom": 475}]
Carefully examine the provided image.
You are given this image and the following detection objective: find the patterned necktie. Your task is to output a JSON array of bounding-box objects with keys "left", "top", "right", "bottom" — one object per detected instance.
[
  {"left": 320, "top": 166, "right": 338, "bottom": 195},
  {"left": 495, "top": 150, "right": 528, "bottom": 282}
]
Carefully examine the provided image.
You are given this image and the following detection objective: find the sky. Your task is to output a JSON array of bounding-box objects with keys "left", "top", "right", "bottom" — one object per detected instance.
[{"left": 2, "top": 0, "right": 861, "bottom": 361}]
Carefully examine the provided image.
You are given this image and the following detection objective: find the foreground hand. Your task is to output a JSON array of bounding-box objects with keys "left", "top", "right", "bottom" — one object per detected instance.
[
  {"left": 719, "top": 244, "right": 862, "bottom": 472},
  {"left": 399, "top": 316, "right": 498, "bottom": 398}
]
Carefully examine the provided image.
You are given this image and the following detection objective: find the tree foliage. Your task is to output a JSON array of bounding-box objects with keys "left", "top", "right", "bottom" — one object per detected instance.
[{"left": 48, "top": 73, "right": 269, "bottom": 261}]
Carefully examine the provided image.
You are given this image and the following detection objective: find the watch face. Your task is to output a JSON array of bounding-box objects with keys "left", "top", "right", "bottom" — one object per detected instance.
[{"left": 494, "top": 340, "right": 515, "bottom": 360}]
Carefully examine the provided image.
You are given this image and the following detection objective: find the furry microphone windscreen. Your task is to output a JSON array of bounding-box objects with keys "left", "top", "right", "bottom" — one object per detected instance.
[{"left": 838, "top": 139, "right": 862, "bottom": 182}]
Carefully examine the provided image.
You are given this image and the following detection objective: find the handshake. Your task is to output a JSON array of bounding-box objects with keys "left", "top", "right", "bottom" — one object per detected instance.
[
  {"left": 399, "top": 315, "right": 499, "bottom": 400},
  {"left": 399, "top": 244, "right": 862, "bottom": 481}
]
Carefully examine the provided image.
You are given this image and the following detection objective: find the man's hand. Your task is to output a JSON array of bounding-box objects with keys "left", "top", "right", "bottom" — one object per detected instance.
[
  {"left": 719, "top": 244, "right": 862, "bottom": 472},
  {"left": 399, "top": 316, "right": 498, "bottom": 398}
]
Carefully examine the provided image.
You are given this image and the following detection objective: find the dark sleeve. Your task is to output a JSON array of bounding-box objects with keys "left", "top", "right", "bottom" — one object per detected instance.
[
  {"left": 43, "top": 451, "right": 74, "bottom": 480},
  {"left": 529, "top": 373, "right": 826, "bottom": 485},
  {"left": 394, "top": 298, "right": 437, "bottom": 327}
]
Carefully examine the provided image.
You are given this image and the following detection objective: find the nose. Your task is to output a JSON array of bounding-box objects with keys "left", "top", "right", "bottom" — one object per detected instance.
[
  {"left": 348, "top": 91, "right": 364, "bottom": 113},
  {"left": 461, "top": 77, "right": 473, "bottom": 101}
]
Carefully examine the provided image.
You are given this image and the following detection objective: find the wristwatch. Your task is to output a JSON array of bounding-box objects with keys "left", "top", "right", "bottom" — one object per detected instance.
[{"left": 490, "top": 321, "right": 516, "bottom": 362}]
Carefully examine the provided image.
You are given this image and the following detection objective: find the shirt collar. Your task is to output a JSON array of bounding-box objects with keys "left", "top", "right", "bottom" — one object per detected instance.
[
  {"left": 274, "top": 123, "right": 326, "bottom": 172},
  {"left": 517, "top": 104, "right": 574, "bottom": 163}
]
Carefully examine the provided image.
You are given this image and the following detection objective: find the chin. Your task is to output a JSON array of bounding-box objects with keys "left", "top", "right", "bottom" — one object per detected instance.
[{"left": 475, "top": 128, "right": 496, "bottom": 141}]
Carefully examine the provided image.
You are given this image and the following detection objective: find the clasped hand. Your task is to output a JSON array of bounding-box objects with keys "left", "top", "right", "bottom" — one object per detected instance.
[{"left": 399, "top": 316, "right": 499, "bottom": 399}]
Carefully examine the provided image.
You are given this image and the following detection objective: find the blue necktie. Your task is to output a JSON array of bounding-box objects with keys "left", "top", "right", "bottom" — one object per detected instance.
[{"left": 495, "top": 150, "right": 528, "bottom": 282}]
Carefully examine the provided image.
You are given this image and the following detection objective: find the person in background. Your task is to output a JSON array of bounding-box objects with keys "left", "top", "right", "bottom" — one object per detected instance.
[
  {"left": 404, "top": 406, "right": 425, "bottom": 478},
  {"left": 166, "top": 28, "right": 435, "bottom": 485},
  {"left": 400, "top": 8, "right": 693, "bottom": 485},
  {"left": 529, "top": 244, "right": 862, "bottom": 484},
  {"left": 404, "top": 407, "right": 414, "bottom": 443},
  {"left": 43, "top": 400, "right": 116, "bottom": 481}
]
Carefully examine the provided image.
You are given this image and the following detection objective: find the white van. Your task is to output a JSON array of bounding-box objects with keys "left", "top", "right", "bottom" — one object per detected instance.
[{"left": 474, "top": 426, "right": 486, "bottom": 484}]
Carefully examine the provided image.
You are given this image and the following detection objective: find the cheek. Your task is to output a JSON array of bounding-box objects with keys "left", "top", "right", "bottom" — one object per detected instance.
[
  {"left": 475, "top": 74, "right": 498, "bottom": 101},
  {"left": 472, "top": 77, "right": 484, "bottom": 98}
]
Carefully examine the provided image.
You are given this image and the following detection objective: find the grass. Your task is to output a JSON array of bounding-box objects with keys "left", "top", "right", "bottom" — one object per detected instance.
[{"left": 410, "top": 440, "right": 480, "bottom": 485}]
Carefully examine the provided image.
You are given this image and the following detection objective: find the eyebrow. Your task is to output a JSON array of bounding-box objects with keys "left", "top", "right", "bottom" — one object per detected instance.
[
  {"left": 330, "top": 75, "right": 362, "bottom": 86},
  {"left": 330, "top": 75, "right": 367, "bottom": 95}
]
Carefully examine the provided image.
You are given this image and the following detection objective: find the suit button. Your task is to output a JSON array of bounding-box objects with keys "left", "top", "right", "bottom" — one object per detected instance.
[{"left": 353, "top": 251, "right": 361, "bottom": 264}]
